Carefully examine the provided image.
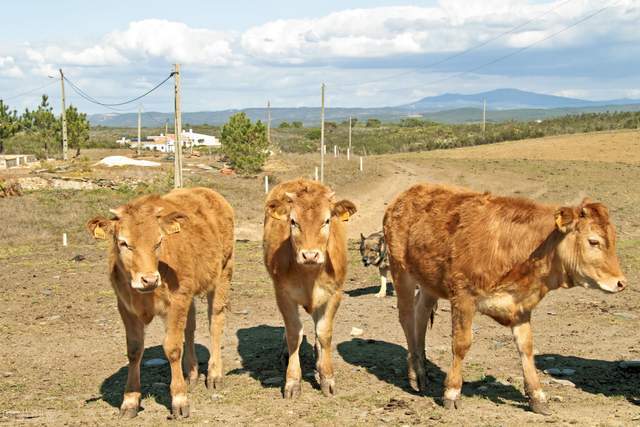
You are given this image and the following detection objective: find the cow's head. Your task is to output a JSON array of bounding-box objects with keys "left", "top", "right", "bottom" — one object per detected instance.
[
  {"left": 555, "top": 198, "right": 627, "bottom": 293},
  {"left": 87, "top": 202, "right": 187, "bottom": 293},
  {"left": 267, "top": 185, "right": 356, "bottom": 266}
]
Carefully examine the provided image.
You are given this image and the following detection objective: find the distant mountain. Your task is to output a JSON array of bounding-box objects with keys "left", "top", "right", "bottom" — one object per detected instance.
[
  {"left": 401, "top": 88, "right": 640, "bottom": 111},
  {"left": 88, "top": 88, "right": 640, "bottom": 127}
]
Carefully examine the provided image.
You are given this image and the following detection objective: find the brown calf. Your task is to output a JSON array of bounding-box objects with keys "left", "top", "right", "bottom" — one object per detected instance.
[
  {"left": 383, "top": 183, "right": 627, "bottom": 414},
  {"left": 87, "top": 187, "right": 234, "bottom": 418},
  {"left": 263, "top": 178, "right": 356, "bottom": 398}
]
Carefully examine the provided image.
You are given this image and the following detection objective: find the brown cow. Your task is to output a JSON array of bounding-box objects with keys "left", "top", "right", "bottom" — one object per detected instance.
[
  {"left": 263, "top": 178, "right": 357, "bottom": 398},
  {"left": 383, "top": 183, "right": 627, "bottom": 415},
  {"left": 87, "top": 187, "right": 234, "bottom": 418}
]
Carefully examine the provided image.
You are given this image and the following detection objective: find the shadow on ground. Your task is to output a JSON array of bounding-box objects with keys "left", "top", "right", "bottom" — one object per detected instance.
[
  {"left": 229, "top": 324, "right": 320, "bottom": 394},
  {"left": 98, "top": 344, "right": 210, "bottom": 413},
  {"left": 536, "top": 353, "right": 640, "bottom": 405},
  {"left": 338, "top": 338, "right": 528, "bottom": 410},
  {"left": 345, "top": 283, "right": 394, "bottom": 298}
]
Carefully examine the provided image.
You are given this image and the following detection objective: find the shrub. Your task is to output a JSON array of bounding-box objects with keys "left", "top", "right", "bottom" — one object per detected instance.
[{"left": 220, "top": 112, "right": 269, "bottom": 174}]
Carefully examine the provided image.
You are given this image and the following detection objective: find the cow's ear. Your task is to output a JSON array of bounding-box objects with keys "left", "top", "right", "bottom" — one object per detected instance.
[
  {"left": 360, "top": 233, "right": 365, "bottom": 240},
  {"left": 87, "top": 216, "right": 114, "bottom": 240},
  {"left": 267, "top": 199, "right": 290, "bottom": 221},
  {"left": 554, "top": 207, "right": 576, "bottom": 234},
  {"left": 159, "top": 211, "right": 188, "bottom": 235},
  {"left": 333, "top": 199, "right": 357, "bottom": 222}
]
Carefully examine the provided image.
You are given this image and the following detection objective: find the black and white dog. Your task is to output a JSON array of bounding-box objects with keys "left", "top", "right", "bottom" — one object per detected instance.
[{"left": 359, "top": 231, "right": 391, "bottom": 297}]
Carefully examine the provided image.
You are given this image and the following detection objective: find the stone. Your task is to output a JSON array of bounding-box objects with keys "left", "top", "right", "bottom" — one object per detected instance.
[
  {"left": 350, "top": 327, "right": 364, "bottom": 336},
  {"left": 550, "top": 378, "right": 575, "bottom": 387},
  {"left": 143, "top": 358, "right": 168, "bottom": 367}
]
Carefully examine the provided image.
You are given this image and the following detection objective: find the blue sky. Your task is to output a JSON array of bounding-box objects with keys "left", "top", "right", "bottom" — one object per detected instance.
[{"left": 1, "top": 0, "right": 638, "bottom": 114}]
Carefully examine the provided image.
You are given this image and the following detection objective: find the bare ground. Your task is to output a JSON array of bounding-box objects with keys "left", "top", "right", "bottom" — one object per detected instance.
[{"left": 1, "top": 131, "right": 639, "bottom": 426}]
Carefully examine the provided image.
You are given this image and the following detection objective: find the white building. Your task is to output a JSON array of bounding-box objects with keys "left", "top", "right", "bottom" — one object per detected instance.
[
  {"left": 181, "top": 129, "right": 220, "bottom": 148},
  {"left": 140, "top": 129, "right": 220, "bottom": 153}
]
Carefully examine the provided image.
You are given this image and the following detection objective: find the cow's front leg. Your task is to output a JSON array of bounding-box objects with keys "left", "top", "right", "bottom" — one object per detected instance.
[
  {"left": 183, "top": 301, "right": 198, "bottom": 390},
  {"left": 512, "top": 318, "right": 551, "bottom": 415},
  {"left": 443, "top": 295, "right": 475, "bottom": 409},
  {"left": 276, "top": 290, "right": 303, "bottom": 399},
  {"left": 164, "top": 294, "right": 192, "bottom": 418},
  {"left": 117, "top": 301, "right": 145, "bottom": 418},
  {"left": 312, "top": 291, "right": 342, "bottom": 396}
]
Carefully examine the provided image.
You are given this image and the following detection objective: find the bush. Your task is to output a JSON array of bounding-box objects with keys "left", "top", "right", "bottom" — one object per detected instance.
[
  {"left": 220, "top": 112, "right": 269, "bottom": 174},
  {"left": 366, "top": 118, "right": 381, "bottom": 128},
  {"left": 291, "top": 121, "right": 303, "bottom": 128}
]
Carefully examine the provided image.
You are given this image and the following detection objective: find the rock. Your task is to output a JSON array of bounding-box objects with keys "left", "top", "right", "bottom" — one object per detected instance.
[
  {"left": 550, "top": 378, "right": 575, "bottom": 387},
  {"left": 547, "top": 311, "right": 557, "bottom": 316},
  {"left": 263, "top": 376, "right": 282, "bottom": 386},
  {"left": 544, "top": 368, "right": 562, "bottom": 376},
  {"left": 613, "top": 312, "right": 637, "bottom": 320},
  {"left": 143, "top": 358, "right": 168, "bottom": 367},
  {"left": 46, "top": 315, "right": 61, "bottom": 321},
  {"left": 70, "top": 255, "right": 86, "bottom": 262},
  {"left": 350, "top": 327, "right": 364, "bottom": 337},
  {"left": 211, "top": 393, "right": 222, "bottom": 401},
  {"left": 551, "top": 395, "right": 564, "bottom": 402},
  {"left": 2, "top": 372, "right": 13, "bottom": 377},
  {"left": 619, "top": 360, "right": 640, "bottom": 370}
]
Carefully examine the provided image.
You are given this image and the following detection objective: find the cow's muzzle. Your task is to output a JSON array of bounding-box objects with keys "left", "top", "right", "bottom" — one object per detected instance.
[
  {"left": 298, "top": 250, "right": 324, "bottom": 265},
  {"left": 132, "top": 273, "right": 161, "bottom": 293}
]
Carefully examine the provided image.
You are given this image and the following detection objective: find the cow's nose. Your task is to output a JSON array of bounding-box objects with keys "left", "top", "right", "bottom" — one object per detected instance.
[
  {"left": 617, "top": 279, "right": 627, "bottom": 292},
  {"left": 141, "top": 274, "right": 159, "bottom": 288},
  {"left": 302, "top": 251, "right": 320, "bottom": 262}
]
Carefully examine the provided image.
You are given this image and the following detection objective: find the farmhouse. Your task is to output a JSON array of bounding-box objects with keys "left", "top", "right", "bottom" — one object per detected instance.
[{"left": 138, "top": 129, "right": 220, "bottom": 153}]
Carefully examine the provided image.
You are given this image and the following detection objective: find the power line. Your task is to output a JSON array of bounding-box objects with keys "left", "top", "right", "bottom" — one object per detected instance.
[
  {"left": 346, "top": 0, "right": 620, "bottom": 96},
  {"left": 63, "top": 72, "right": 175, "bottom": 107},
  {"left": 1, "top": 79, "right": 58, "bottom": 102},
  {"left": 334, "top": 0, "right": 576, "bottom": 89}
]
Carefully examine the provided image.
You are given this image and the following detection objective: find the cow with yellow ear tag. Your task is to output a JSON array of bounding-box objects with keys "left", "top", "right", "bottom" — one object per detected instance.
[{"left": 263, "top": 178, "right": 357, "bottom": 399}]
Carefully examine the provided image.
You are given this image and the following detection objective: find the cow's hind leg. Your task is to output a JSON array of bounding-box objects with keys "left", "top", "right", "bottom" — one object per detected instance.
[
  {"left": 206, "top": 260, "right": 230, "bottom": 392},
  {"left": 443, "top": 294, "right": 475, "bottom": 409},
  {"left": 392, "top": 269, "right": 424, "bottom": 392},
  {"left": 414, "top": 289, "right": 438, "bottom": 385},
  {"left": 164, "top": 294, "right": 193, "bottom": 418},
  {"left": 117, "top": 301, "right": 145, "bottom": 418},
  {"left": 512, "top": 318, "right": 551, "bottom": 415},
  {"left": 183, "top": 301, "right": 198, "bottom": 390},
  {"left": 276, "top": 290, "right": 303, "bottom": 399},
  {"left": 312, "top": 291, "right": 342, "bottom": 396}
]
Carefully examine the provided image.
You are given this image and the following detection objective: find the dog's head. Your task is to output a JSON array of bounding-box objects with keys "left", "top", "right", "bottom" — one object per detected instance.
[{"left": 359, "top": 232, "right": 385, "bottom": 267}]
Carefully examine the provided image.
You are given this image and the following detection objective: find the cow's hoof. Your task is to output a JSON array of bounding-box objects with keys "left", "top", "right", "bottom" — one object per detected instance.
[
  {"left": 530, "top": 398, "right": 552, "bottom": 416},
  {"left": 320, "top": 377, "right": 336, "bottom": 397},
  {"left": 206, "top": 375, "right": 224, "bottom": 391},
  {"left": 443, "top": 398, "right": 461, "bottom": 410},
  {"left": 119, "top": 406, "right": 138, "bottom": 419},
  {"left": 284, "top": 380, "right": 301, "bottom": 399},
  {"left": 170, "top": 394, "right": 190, "bottom": 419},
  {"left": 374, "top": 292, "right": 385, "bottom": 298},
  {"left": 408, "top": 371, "right": 427, "bottom": 393}
]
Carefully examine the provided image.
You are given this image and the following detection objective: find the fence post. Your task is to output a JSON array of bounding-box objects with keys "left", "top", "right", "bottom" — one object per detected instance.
[
  {"left": 264, "top": 175, "right": 269, "bottom": 194},
  {"left": 359, "top": 156, "right": 363, "bottom": 172}
]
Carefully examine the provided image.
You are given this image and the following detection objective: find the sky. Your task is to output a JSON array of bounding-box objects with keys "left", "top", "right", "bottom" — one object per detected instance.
[{"left": 1, "top": 0, "right": 639, "bottom": 114}]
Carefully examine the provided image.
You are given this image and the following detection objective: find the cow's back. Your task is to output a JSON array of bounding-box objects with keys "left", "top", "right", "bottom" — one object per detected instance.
[{"left": 384, "top": 183, "right": 557, "bottom": 296}]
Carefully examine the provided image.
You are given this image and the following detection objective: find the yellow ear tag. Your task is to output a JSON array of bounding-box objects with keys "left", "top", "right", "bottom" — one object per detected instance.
[
  {"left": 554, "top": 214, "right": 563, "bottom": 230},
  {"left": 168, "top": 222, "right": 181, "bottom": 234},
  {"left": 340, "top": 211, "right": 350, "bottom": 222},
  {"left": 93, "top": 225, "right": 107, "bottom": 240}
]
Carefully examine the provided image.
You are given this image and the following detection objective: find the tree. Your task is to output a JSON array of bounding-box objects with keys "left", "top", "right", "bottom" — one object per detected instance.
[
  {"left": 279, "top": 121, "right": 290, "bottom": 128},
  {"left": 65, "top": 105, "right": 90, "bottom": 157},
  {"left": 366, "top": 118, "right": 381, "bottom": 128},
  {"left": 23, "top": 95, "right": 59, "bottom": 157},
  {"left": 291, "top": 121, "right": 303, "bottom": 128},
  {"left": 0, "top": 100, "right": 20, "bottom": 154},
  {"left": 221, "top": 112, "right": 269, "bottom": 174}
]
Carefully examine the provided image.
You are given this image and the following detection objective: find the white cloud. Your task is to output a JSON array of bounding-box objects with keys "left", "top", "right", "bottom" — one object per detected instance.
[
  {"left": 28, "top": 19, "right": 235, "bottom": 67},
  {"left": 0, "top": 56, "right": 23, "bottom": 78},
  {"left": 241, "top": 0, "right": 640, "bottom": 64}
]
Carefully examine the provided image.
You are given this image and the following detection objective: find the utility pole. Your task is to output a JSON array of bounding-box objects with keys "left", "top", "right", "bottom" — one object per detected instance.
[
  {"left": 482, "top": 98, "right": 486, "bottom": 134},
  {"left": 320, "top": 83, "right": 325, "bottom": 184},
  {"left": 348, "top": 115, "right": 352, "bottom": 152},
  {"left": 267, "top": 100, "right": 271, "bottom": 144},
  {"left": 173, "top": 64, "right": 183, "bottom": 188},
  {"left": 59, "top": 69, "right": 68, "bottom": 161},
  {"left": 165, "top": 119, "right": 168, "bottom": 137},
  {"left": 137, "top": 105, "right": 142, "bottom": 156}
]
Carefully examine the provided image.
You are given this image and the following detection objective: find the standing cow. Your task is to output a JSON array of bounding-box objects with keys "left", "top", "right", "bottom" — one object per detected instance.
[
  {"left": 87, "top": 187, "right": 234, "bottom": 418},
  {"left": 383, "top": 183, "right": 627, "bottom": 414},
  {"left": 263, "top": 178, "right": 357, "bottom": 398}
]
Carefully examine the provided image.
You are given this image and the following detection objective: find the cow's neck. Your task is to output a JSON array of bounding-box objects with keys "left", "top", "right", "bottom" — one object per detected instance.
[{"left": 496, "top": 229, "right": 571, "bottom": 310}]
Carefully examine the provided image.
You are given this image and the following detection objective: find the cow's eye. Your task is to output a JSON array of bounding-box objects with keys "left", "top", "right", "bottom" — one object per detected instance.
[
  {"left": 154, "top": 240, "right": 162, "bottom": 250},
  {"left": 290, "top": 218, "right": 299, "bottom": 229},
  {"left": 588, "top": 238, "right": 600, "bottom": 247},
  {"left": 118, "top": 240, "right": 131, "bottom": 250},
  {"left": 322, "top": 218, "right": 330, "bottom": 227}
]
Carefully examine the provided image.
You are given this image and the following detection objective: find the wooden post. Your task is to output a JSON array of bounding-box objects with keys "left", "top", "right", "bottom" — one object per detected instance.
[
  {"left": 59, "top": 69, "right": 68, "bottom": 161},
  {"left": 320, "top": 83, "right": 325, "bottom": 184},
  {"left": 315, "top": 166, "right": 319, "bottom": 181},
  {"left": 62, "top": 233, "right": 68, "bottom": 247},
  {"left": 173, "top": 64, "right": 183, "bottom": 188},
  {"left": 482, "top": 98, "right": 486, "bottom": 134},
  {"left": 359, "top": 156, "right": 363, "bottom": 172},
  {"left": 347, "top": 148, "right": 350, "bottom": 161},
  {"left": 137, "top": 105, "right": 142, "bottom": 156},
  {"left": 264, "top": 175, "right": 269, "bottom": 194},
  {"left": 334, "top": 145, "right": 337, "bottom": 158}
]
